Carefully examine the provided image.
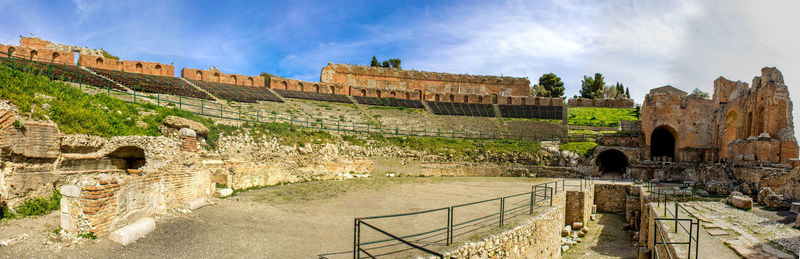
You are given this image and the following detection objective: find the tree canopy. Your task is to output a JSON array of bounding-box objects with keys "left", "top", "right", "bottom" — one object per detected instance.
[
  {"left": 580, "top": 73, "right": 606, "bottom": 99},
  {"left": 532, "top": 73, "right": 565, "bottom": 97},
  {"left": 690, "top": 88, "right": 710, "bottom": 99},
  {"left": 370, "top": 57, "right": 402, "bottom": 68}
]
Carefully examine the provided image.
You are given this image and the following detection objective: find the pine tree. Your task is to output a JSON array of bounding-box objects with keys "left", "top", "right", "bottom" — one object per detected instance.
[
  {"left": 370, "top": 56, "right": 379, "bottom": 67},
  {"left": 533, "top": 73, "right": 565, "bottom": 97},
  {"left": 381, "top": 61, "right": 390, "bottom": 68},
  {"left": 625, "top": 87, "right": 630, "bottom": 98},
  {"left": 580, "top": 73, "right": 606, "bottom": 99}
]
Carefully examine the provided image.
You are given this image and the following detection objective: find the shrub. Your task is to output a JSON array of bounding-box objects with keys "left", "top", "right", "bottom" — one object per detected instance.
[{"left": 12, "top": 189, "right": 61, "bottom": 218}]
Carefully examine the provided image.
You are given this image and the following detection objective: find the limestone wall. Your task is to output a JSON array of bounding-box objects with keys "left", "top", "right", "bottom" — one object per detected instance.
[
  {"left": 567, "top": 98, "right": 634, "bottom": 108},
  {"left": 181, "top": 68, "right": 265, "bottom": 87},
  {"left": 565, "top": 185, "right": 594, "bottom": 227},
  {"left": 443, "top": 191, "right": 565, "bottom": 258}
]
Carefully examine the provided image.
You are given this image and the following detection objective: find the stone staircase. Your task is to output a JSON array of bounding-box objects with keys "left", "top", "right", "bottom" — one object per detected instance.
[
  {"left": 79, "top": 67, "right": 132, "bottom": 93},
  {"left": 265, "top": 88, "right": 288, "bottom": 103},
  {"left": 180, "top": 78, "right": 220, "bottom": 103}
]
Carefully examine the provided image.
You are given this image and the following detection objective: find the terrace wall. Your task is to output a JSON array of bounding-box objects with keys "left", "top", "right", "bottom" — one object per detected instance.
[
  {"left": 181, "top": 68, "right": 265, "bottom": 87},
  {"left": 565, "top": 185, "right": 594, "bottom": 227},
  {"left": 568, "top": 98, "right": 635, "bottom": 108},
  {"left": 78, "top": 55, "right": 174, "bottom": 77}
]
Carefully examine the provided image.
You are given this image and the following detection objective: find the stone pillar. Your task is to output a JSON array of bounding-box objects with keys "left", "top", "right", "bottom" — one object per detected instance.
[{"left": 60, "top": 185, "right": 80, "bottom": 232}]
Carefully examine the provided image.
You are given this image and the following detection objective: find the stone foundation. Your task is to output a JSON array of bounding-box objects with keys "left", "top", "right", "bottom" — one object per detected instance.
[{"left": 565, "top": 185, "right": 594, "bottom": 227}]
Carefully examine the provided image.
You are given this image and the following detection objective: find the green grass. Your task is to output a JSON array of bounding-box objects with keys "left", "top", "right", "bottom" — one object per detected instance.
[
  {"left": 559, "top": 141, "right": 598, "bottom": 157},
  {"left": 568, "top": 107, "right": 638, "bottom": 127},
  {"left": 0, "top": 64, "right": 233, "bottom": 148},
  {"left": 346, "top": 134, "right": 543, "bottom": 162}
]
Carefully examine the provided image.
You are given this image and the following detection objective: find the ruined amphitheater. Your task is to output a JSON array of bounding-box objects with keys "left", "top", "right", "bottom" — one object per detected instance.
[{"left": 1, "top": 37, "right": 799, "bottom": 259}]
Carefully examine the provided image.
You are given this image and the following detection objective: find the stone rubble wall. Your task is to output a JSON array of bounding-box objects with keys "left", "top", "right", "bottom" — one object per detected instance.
[
  {"left": 442, "top": 191, "right": 566, "bottom": 259},
  {"left": 565, "top": 185, "right": 594, "bottom": 227}
]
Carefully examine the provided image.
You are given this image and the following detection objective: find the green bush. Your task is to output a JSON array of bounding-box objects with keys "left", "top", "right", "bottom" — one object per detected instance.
[
  {"left": 78, "top": 231, "right": 97, "bottom": 239},
  {"left": 12, "top": 189, "right": 61, "bottom": 218},
  {"left": 559, "top": 142, "right": 598, "bottom": 157}
]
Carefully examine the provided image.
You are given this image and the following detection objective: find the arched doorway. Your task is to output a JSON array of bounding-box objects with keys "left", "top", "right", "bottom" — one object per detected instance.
[
  {"left": 196, "top": 71, "right": 203, "bottom": 81},
  {"left": 360, "top": 89, "right": 367, "bottom": 96},
  {"left": 155, "top": 65, "right": 162, "bottom": 75},
  {"left": 745, "top": 112, "right": 753, "bottom": 137},
  {"left": 299, "top": 83, "right": 304, "bottom": 91},
  {"left": 213, "top": 73, "right": 220, "bottom": 82},
  {"left": 596, "top": 149, "right": 628, "bottom": 179},
  {"left": 231, "top": 75, "right": 237, "bottom": 85},
  {"left": 435, "top": 94, "right": 440, "bottom": 102},
  {"left": 651, "top": 125, "right": 677, "bottom": 162},
  {"left": 330, "top": 86, "right": 336, "bottom": 94},
  {"left": 314, "top": 84, "right": 320, "bottom": 93},
  {"left": 282, "top": 81, "right": 288, "bottom": 89},
  {"left": 376, "top": 90, "right": 382, "bottom": 98},
  {"left": 247, "top": 77, "right": 254, "bottom": 86},
  {"left": 463, "top": 95, "right": 468, "bottom": 103},
  {"left": 96, "top": 57, "right": 103, "bottom": 65},
  {"left": 52, "top": 52, "right": 60, "bottom": 62},
  {"left": 405, "top": 92, "right": 411, "bottom": 99},
  {"left": 492, "top": 94, "right": 498, "bottom": 104},
  {"left": 448, "top": 95, "right": 454, "bottom": 102},
  {"left": 7, "top": 47, "right": 15, "bottom": 57},
  {"left": 135, "top": 63, "right": 143, "bottom": 73},
  {"left": 30, "top": 50, "right": 38, "bottom": 60},
  {"left": 478, "top": 96, "right": 484, "bottom": 103}
]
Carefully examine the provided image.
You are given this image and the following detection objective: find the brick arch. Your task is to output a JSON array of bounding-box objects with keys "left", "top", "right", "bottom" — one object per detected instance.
[
  {"left": 390, "top": 91, "right": 396, "bottom": 98},
  {"left": 230, "top": 75, "right": 237, "bottom": 85},
  {"left": 314, "top": 84, "right": 320, "bottom": 93},
  {"left": 506, "top": 97, "right": 512, "bottom": 104},
  {"left": 195, "top": 71, "right": 203, "bottom": 81},
  {"left": 213, "top": 73, "right": 220, "bottom": 82},
  {"left": 435, "top": 94, "right": 440, "bottom": 102},
  {"left": 155, "top": 65, "right": 162, "bottom": 75},
  {"left": 405, "top": 92, "right": 411, "bottom": 99},
  {"left": 247, "top": 77, "right": 254, "bottom": 86},
  {"left": 745, "top": 111, "right": 753, "bottom": 137},
  {"left": 282, "top": 81, "right": 288, "bottom": 89},
  {"left": 478, "top": 96, "right": 484, "bottom": 103},
  {"left": 52, "top": 52, "right": 60, "bottom": 61},
  {"left": 595, "top": 149, "right": 629, "bottom": 177},
  {"left": 7, "top": 46, "right": 15, "bottom": 56},
  {"left": 96, "top": 57, "right": 103, "bottom": 65},
  {"left": 376, "top": 90, "right": 382, "bottom": 98},
  {"left": 135, "top": 63, "right": 143, "bottom": 73},
  {"left": 299, "top": 82, "right": 304, "bottom": 92},
  {"left": 360, "top": 89, "right": 366, "bottom": 96},
  {"left": 329, "top": 85, "right": 335, "bottom": 94},
  {"left": 463, "top": 95, "right": 468, "bottom": 103},
  {"left": 448, "top": 95, "right": 454, "bottom": 102}
]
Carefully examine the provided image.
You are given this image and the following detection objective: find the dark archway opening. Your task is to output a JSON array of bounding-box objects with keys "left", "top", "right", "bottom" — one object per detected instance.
[
  {"left": 597, "top": 149, "right": 628, "bottom": 179},
  {"left": 107, "top": 146, "right": 146, "bottom": 170},
  {"left": 651, "top": 126, "right": 676, "bottom": 161}
]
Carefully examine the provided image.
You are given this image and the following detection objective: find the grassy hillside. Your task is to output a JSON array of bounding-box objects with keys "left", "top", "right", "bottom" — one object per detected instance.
[
  {"left": 568, "top": 107, "right": 638, "bottom": 127},
  {"left": 0, "top": 64, "right": 543, "bottom": 157}
]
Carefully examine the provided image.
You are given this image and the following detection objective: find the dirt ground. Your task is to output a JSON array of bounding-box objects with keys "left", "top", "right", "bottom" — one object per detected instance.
[
  {"left": 563, "top": 213, "right": 637, "bottom": 259},
  {"left": 0, "top": 176, "right": 553, "bottom": 258}
]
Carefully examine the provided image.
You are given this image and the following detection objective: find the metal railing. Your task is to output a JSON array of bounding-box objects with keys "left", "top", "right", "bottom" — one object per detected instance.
[
  {"left": 649, "top": 185, "right": 701, "bottom": 259},
  {"left": 352, "top": 180, "right": 575, "bottom": 258}
]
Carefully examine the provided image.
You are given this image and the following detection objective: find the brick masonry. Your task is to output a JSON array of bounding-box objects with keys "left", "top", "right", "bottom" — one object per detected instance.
[
  {"left": 567, "top": 97, "right": 635, "bottom": 108},
  {"left": 565, "top": 185, "right": 594, "bottom": 227}
]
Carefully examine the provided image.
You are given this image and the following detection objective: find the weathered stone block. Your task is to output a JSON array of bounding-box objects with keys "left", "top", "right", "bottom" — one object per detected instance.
[
  {"left": 60, "top": 185, "right": 80, "bottom": 197},
  {"left": 109, "top": 218, "right": 156, "bottom": 246}
]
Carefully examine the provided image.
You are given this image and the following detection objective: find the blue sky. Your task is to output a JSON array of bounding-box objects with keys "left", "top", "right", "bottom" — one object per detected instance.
[{"left": 1, "top": 0, "right": 799, "bottom": 138}]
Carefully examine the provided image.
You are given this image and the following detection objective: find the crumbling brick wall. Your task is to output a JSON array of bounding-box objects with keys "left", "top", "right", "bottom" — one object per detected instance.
[
  {"left": 268, "top": 77, "right": 341, "bottom": 95},
  {"left": 181, "top": 68, "right": 265, "bottom": 87},
  {"left": 78, "top": 55, "right": 174, "bottom": 77},
  {"left": 1, "top": 43, "right": 75, "bottom": 65}
]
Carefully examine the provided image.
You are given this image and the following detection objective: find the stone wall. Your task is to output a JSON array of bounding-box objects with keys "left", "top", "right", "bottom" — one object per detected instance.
[
  {"left": 567, "top": 98, "right": 634, "bottom": 108},
  {"left": 443, "top": 191, "right": 565, "bottom": 258},
  {"left": 320, "top": 63, "right": 531, "bottom": 101},
  {"left": 269, "top": 77, "right": 343, "bottom": 95},
  {"left": 1, "top": 43, "right": 75, "bottom": 65},
  {"left": 640, "top": 68, "right": 798, "bottom": 165},
  {"left": 78, "top": 55, "right": 174, "bottom": 77},
  {"left": 565, "top": 185, "right": 594, "bottom": 227},
  {"left": 181, "top": 68, "right": 265, "bottom": 87}
]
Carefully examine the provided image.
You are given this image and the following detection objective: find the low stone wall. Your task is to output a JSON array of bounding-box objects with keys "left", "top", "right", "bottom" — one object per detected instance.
[
  {"left": 594, "top": 184, "right": 630, "bottom": 213},
  {"left": 565, "top": 185, "right": 594, "bottom": 226},
  {"left": 223, "top": 160, "right": 373, "bottom": 190},
  {"left": 443, "top": 191, "right": 566, "bottom": 258}
]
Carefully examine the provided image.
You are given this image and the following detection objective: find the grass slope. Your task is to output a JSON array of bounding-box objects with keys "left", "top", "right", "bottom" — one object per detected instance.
[{"left": 568, "top": 107, "right": 638, "bottom": 127}]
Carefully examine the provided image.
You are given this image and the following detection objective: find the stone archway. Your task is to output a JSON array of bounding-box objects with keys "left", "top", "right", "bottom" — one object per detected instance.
[
  {"left": 155, "top": 65, "right": 162, "bottom": 75},
  {"left": 596, "top": 149, "right": 629, "bottom": 179},
  {"left": 651, "top": 125, "right": 678, "bottom": 162},
  {"left": 106, "top": 146, "right": 146, "bottom": 170},
  {"left": 196, "top": 71, "right": 203, "bottom": 81},
  {"left": 135, "top": 63, "right": 143, "bottom": 73}
]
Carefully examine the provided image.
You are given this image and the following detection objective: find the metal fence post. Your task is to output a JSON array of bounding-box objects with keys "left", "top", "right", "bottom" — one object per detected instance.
[
  {"left": 674, "top": 202, "right": 679, "bottom": 233},
  {"left": 550, "top": 187, "right": 553, "bottom": 206},
  {"left": 529, "top": 188, "right": 535, "bottom": 215},
  {"left": 446, "top": 207, "right": 452, "bottom": 246},
  {"left": 499, "top": 198, "right": 505, "bottom": 227},
  {"left": 353, "top": 219, "right": 360, "bottom": 259}
]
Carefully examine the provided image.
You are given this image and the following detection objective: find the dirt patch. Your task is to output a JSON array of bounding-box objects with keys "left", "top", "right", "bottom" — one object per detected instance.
[
  {"left": 0, "top": 176, "right": 552, "bottom": 258},
  {"left": 563, "top": 213, "right": 637, "bottom": 259}
]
